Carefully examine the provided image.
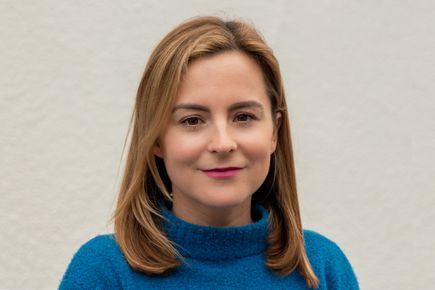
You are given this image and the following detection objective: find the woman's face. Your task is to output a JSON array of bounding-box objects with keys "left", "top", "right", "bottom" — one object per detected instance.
[{"left": 154, "top": 51, "right": 281, "bottom": 226}]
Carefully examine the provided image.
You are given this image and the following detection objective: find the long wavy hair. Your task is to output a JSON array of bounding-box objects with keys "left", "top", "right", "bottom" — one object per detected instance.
[{"left": 111, "top": 16, "right": 319, "bottom": 288}]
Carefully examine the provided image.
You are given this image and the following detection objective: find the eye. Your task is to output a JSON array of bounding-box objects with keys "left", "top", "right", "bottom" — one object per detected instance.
[
  {"left": 234, "top": 113, "right": 255, "bottom": 123},
  {"left": 181, "top": 116, "right": 203, "bottom": 127}
]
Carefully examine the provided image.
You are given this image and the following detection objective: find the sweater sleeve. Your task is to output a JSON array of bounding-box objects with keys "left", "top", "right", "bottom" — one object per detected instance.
[
  {"left": 58, "top": 235, "right": 122, "bottom": 290},
  {"left": 323, "top": 238, "right": 359, "bottom": 290},
  {"left": 304, "top": 230, "right": 359, "bottom": 290}
]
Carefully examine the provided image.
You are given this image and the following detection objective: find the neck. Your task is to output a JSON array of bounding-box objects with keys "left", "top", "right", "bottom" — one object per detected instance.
[
  {"left": 171, "top": 195, "right": 253, "bottom": 227},
  {"left": 160, "top": 200, "right": 269, "bottom": 260}
]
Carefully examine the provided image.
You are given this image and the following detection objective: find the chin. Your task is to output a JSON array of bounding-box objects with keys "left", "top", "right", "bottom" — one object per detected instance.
[{"left": 197, "top": 191, "right": 252, "bottom": 209}]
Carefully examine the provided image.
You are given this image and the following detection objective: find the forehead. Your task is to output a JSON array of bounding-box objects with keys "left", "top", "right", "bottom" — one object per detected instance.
[{"left": 175, "top": 51, "right": 270, "bottom": 108}]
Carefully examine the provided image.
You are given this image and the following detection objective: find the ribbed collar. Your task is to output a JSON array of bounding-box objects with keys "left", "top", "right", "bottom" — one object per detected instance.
[{"left": 160, "top": 201, "right": 269, "bottom": 261}]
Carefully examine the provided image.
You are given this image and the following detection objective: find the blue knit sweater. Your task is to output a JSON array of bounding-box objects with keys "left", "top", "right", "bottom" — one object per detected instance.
[{"left": 59, "top": 203, "right": 359, "bottom": 289}]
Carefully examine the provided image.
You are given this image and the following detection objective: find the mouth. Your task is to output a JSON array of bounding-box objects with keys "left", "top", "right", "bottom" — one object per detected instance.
[{"left": 201, "top": 167, "right": 243, "bottom": 179}]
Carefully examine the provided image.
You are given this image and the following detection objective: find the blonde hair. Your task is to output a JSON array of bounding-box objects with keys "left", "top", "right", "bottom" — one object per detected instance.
[{"left": 111, "top": 16, "right": 319, "bottom": 288}]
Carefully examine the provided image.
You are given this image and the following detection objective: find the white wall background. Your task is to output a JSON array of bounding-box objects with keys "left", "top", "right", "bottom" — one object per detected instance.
[{"left": 1, "top": 1, "right": 434, "bottom": 289}]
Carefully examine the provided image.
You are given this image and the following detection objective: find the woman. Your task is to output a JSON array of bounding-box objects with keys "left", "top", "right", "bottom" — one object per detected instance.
[{"left": 59, "top": 16, "right": 359, "bottom": 289}]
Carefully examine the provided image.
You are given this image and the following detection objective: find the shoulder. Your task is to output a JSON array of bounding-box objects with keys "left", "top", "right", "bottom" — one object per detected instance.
[
  {"left": 59, "top": 234, "right": 124, "bottom": 289},
  {"left": 303, "top": 229, "right": 343, "bottom": 256},
  {"left": 76, "top": 234, "right": 119, "bottom": 254},
  {"left": 67, "top": 234, "right": 120, "bottom": 268},
  {"left": 303, "top": 229, "right": 360, "bottom": 289}
]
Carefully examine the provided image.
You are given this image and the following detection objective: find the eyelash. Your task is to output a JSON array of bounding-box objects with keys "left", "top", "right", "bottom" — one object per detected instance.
[{"left": 180, "top": 113, "right": 256, "bottom": 128}]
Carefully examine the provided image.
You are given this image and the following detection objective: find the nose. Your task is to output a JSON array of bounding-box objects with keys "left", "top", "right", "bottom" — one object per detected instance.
[{"left": 207, "top": 122, "right": 237, "bottom": 153}]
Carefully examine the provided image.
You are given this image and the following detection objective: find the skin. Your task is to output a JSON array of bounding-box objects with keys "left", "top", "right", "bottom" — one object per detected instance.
[{"left": 154, "top": 51, "right": 281, "bottom": 227}]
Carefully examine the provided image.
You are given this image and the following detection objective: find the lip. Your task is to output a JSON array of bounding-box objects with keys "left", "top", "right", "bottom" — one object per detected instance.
[{"left": 202, "top": 167, "right": 242, "bottom": 179}]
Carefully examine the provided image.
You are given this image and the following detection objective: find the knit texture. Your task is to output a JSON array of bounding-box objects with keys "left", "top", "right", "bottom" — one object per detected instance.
[{"left": 59, "top": 203, "right": 359, "bottom": 289}]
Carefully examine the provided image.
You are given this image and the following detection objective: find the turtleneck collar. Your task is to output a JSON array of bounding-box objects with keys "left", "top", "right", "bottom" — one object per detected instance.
[{"left": 160, "top": 201, "right": 269, "bottom": 261}]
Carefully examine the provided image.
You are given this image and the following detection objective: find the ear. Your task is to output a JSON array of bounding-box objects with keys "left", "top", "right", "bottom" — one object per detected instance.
[
  {"left": 271, "top": 111, "right": 282, "bottom": 153},
  {"left": 153, "top": 140, "right": 164, "bottom": 158}
]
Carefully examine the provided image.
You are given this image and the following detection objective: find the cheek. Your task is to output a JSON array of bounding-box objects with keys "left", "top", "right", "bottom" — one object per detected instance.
[
  {"left": 161, "top": 132, "right": 203, "bottom": 165},
  {"left": 239, "top": 126, "right": 276, "bottom": 154},
  {"left": 241, "top": 136, "right": 274, "bottom": 166},
  {"left": 243, "top": 141, "right": 272, "bottom": 189}
]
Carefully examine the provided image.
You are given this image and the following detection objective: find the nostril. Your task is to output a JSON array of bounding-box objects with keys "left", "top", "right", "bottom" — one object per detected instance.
[
  {"left": 207, "top": 139, "right": 237, "bottom": 153},
  {"left": 206, "top": 127, "right": 236, "bottom": 153}
]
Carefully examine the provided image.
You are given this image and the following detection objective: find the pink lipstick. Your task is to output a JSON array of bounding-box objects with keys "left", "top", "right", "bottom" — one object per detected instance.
[{"left": 202, "top": 167, "right": 242, "bottom": 179}]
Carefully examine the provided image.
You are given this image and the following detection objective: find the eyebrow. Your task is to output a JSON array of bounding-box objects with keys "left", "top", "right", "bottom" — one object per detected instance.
[{"left": 172, "top": 100, "right": 264, "bottom": 113}]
